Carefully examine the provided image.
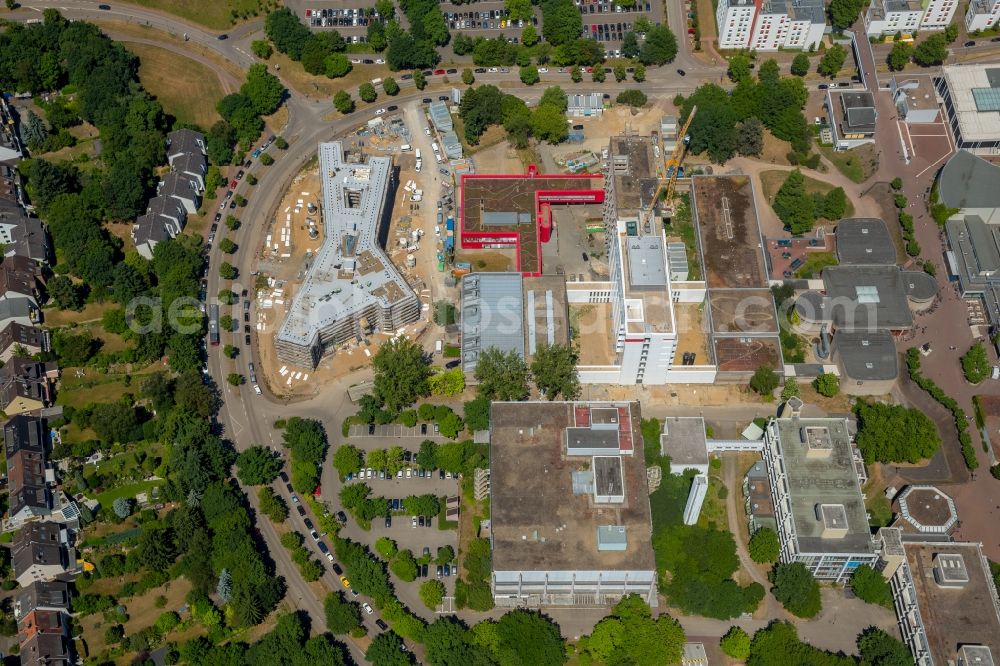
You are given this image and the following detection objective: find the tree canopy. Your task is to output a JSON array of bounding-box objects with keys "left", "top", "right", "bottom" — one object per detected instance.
[
  {"left": 531, "top": 343, "right": 580, "bottom": 400},
  {"left": 579, "top": 595, "right": 685, "bottom": 665},
  {"left": 748, "top": 527, "right": 780, "bottom": 564},
  {"left": 235, "top": 446, "right": 282, "bottom": 485},
  {"left": 770, "top": 563, "right": 822, "bottom": 618},
  {"left": 854, "top": 400, "right": 941, "bottom": 463},
  {"left": 475, "top": 347, "right": 530, "bottom": 401},
  {"left": 372, "top": 337, "right": 432, "bottom": 413},
  {"left": 850, "top": 565, "right": 892, "bottom": 608}
]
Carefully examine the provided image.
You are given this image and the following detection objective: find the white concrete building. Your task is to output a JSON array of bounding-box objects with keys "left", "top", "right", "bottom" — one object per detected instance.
[
  {"left": 865, "top": 0, "right": 923, "bottom": 36},
  {"left": 716, "top": 0, "right": 757, "bottom": 48},
  {"left": 936, "top": 64, "right": 1000, "bottom": 155},
  {"left": 750, "top": 0, "right": 826, "bottom": 51},
  {"left": 920, "top": 0, "right": 960, "bottom": 29},
  {"left": 967, "top": 0, "right": 1000, "bottom": 32}
]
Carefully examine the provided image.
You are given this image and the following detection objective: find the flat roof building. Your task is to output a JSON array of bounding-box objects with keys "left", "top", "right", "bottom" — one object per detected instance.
[
  {"left": 826, "top": 91, "right": 878, "bottom": 151},
  {"left": 762, "top": 408, "right": 877, "bottom": 582},
  {"left": 275, "top": 142, "right": 419, "bottom": 367},
  {"left": 832, "top": 329, "right": 899, "bottom": 395},
  {"left": 836, "top": 218, "right": 896, "bottom": 265},
  {"left": 886, "top": 537, "right": 1000, "bottom": 666},
  {"left": 936, "top": 64, "right": 1000, "bottom": 155},
  {"left": 489, "top": 401, "right": 655, "bottom": 607},
  {"left": 659, "top": 416, "right": 709, "bottom": 476},
  {"left": 567, "top": 93, "right": 604, "bottom": 117}
]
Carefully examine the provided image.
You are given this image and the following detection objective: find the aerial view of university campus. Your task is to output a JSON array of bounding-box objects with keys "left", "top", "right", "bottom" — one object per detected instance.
[{"left": 1, "top": 0, "right": 1000, "bottom": 663}]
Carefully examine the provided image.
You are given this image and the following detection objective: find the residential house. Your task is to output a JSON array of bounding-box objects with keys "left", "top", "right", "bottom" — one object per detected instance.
[
  {"left": 12, "top": 581, "right": 71, "bottom": 621},
  {"left": 0, "top": 254, "right": 42, "bottom": 308},
  {"left": 0, "top": 97, "right": 24, "bottom": 165},
  {"left": 20, "top": 632, "right": 72, "bottom": 666},
  {"left": 4, "top": 415, "right": 52, "bottom": 529},
  {"left": 170, "top": 151, "right": 207, "bottom": 192},
  {"left": 11, "top": 521, "right": 75, "bottom": 587},
  {"left": 157, "top": 170, "right": 202, "bottom": 214},
  {"left": 18, "top": 609, "right": 69, "bottom": 652},
  {"left": 0, "top": 321, "right": 49, "bottom": 363},
  {"left": 165, "top": 128, "right": 206, "bottom": 167},
  {"left": 0, "top": 298, "right": 38, "bottom": 329},
  {"left": 132, "top": 195, "right": 187, "bottom": 260},
  {"left": 0, "top": 358, "right": 58, "bottom": 415}
]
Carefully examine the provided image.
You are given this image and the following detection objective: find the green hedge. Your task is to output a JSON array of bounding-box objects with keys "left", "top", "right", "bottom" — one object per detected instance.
[{"left": 906, "top": 348, "right": 978, "bottom": 470}]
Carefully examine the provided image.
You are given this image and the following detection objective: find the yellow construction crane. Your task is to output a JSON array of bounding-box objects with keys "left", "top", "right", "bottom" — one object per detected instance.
[{"left": 644, "top": 106, "right": 697, "bottom": 220}]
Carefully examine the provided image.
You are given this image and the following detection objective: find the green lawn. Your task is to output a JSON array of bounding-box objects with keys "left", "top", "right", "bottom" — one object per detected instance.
[
  {"left": 120, "top": 0, "right": 270, "bottom": 30},
  {"left": 819, "top": 145, "right": 876, "bottom": 184},
  {"left": 128, "top": 42, "right": 226, "bottom": 128},
  {"left": 794, "top": 251, "right": 839, "bottom": 279},
  {"left": 96, "top": 480, "right": 163, "bottom": 508}
]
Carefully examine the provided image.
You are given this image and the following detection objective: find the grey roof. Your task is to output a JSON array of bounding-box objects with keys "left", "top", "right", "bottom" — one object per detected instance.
[
  {"left": 626, "top": 235, "right": 668, "bottom": 287},
  {"left": 938, "top": 150, "right": 1000, "bottom": 210},
  {"left": 276, "top": 143, "right": 417, "bottom": 350},
  {"left": 659, "top": 416, "right": 709, "bottom": 467},
  {"left": 795, "top": 265, "right": 936, "bottom": 330},
  {"left": 20, "top": 632, "right": 72, "bottom": 666},
  {"left": 14, "top": 581, "right": 71, "bottom": 619},
  {"left": 567, "top": 92, "right": 603, "bottom": 111},
  {"left": 145, "top": 195, "right": 186, "bottom": 223},
  {"left": 836, "top": 218, "right": 895, "bottom": 265},
  {"left": 172, "top": 151, "right": 207, "bottom": 179},
  {"left": 133, "top": 215, "right": 172, "bottom": 246},
  {"left": 841, "top": 92, "right": 877, "bottom": 131},
  {"left": 166, "top": 128, "right": 205, "bottom": 157},
  {"left": 157, "top": 171, "right": 200, "bottom": 202},
  {"left": 0, "top": 321, "right": 47, "bottom": 355},
  {"left": 11, "top": 521, "right": 68, "bottom": 580},
  {"left": 4, "top": 414, "right": 46, "bottom": 458},
  {"left": 834, "top": 329, "right": 899, "bottom": 381},
  {"left": 461, "top": 272, "right": 524, "bottom": 373},
  {"left": 0, "top": 298, "right": 34, "bottom": 324},
  {"left": 428, "top": 101, "right": 453, "bottom": 131}
]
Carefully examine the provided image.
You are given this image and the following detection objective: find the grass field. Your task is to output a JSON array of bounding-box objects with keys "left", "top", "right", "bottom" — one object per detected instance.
[
  {"left": 127, "top": 42, "right": 225, "bottom": 128},
  {"left": 270, "top": 51, "right": 390, "bottom": 100},
  {"left": 95, "top": 480, "right": 163, "bottom": 507},
  {"left": 819, "top": 144, "right": 878, "bottom": 184},
  {"left": 120, "top": 0, "right": 271, "bottom": 30},
  {"left": 759, "top": 169, "right": 857, "bottom": 219}
]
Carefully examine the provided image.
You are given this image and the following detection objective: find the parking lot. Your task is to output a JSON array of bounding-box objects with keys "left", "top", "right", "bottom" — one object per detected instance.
[{"left": 348, "top": 423, "right": 452, "bottom": 438}]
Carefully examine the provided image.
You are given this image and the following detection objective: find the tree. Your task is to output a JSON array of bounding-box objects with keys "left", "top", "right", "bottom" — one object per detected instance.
[
  {"left": 258, "top": 486, "right": 289, "bottom": 521},
  {"left": 818, "top": 44, "right": 846, "bottom": 77},
  {"left": 265, "top": 8, "right": 313, "bottom": 59},
  {"left": 218, "top": 238, "right": 237, "bottom": 254},
  {"left": 773, "top": 169, "right": 815, "bottom": 234},
  {"left": 428, "top": 368, "right": 466, "bottom": 396},
  {"left": 521, "top": 24, "right": 539, "bottom": 47},
  {"left": 914, "top": 33, "right": 949, "bottom": 66},
  {"left": 571, "top": 66, "right": 582, "bottom": 83},
  {"left": 333, "top": 445, "right": 363, "bottom": 479},
  {"left": 592, "top": 66, "right": 606, "bottom": 83},
  {"left": 855, "top": 400, "right": 941, "bottom": 463},
  {"left": 721, "top": 626, "right": 751, "bottom": 660},
  {"left": 962, "top": 342, "right": 990, "bottom": 383},
  {"left": 219, "top": 262, "right": 238, "bottom": 280},
  {"left": 464, "top": 397, "right": 490, "bottom": 432},
  {"left": 235, "top": 446, "right": 281, "bottom": 485},
  {"left": 475, "top": 347, "right": 529, "bottom": 401},
  {"left": 334, "top": 90, "right": 355, "bottom": 114},
  {"left": 633, "top": 63, "right": 646, "bottom": 82},
  {"left": 506, "top": 0, "right": 534, "bottom": 21},
  {"left": 216, "top": 569, "right": 233, "bottom": 603},
  {"left": 520, "top": 65, "right": 540, "bottom": 85},
  {"left": 413, "top": 69, "right": 426, "bottom": 90},
  {"left": 420, "top": 579, "right": 445, "bottom": 610},
  {"left": 372, "top": 337, "right": 431, "bottom": 413},
  {"left": 639, "top": 25, "right": 678, "bottom": 65},
  {"left": 622, "top": 31, "right": 640, "bottom": 58},
  {"left": 375, "top": 537, "right": 398, "bottom": 559},
  {"left": 748, "top": 527, "right": 780, "bottom": 563},
  {"left": 113, "top": 497, "right": 133, "bottom": 519},
  {"left": 359, "top": 82, "right": 377, "bottom": 103},
  {"left": 47, "top": 275, "right": 84, "bottom": 310},
  {"left": 790, "top": 53, "right": 810, "bottom": 76},
  {"left": 531, "top": 343, "right": 580, "bottom": 400},
  {"left": 383, "top": 77, "right": 399, "bottom": 95},
  {"left": 616, "top": 89, "right": 648, "bottom": 107},
  {"left": 404, "top": 494, "right": 440, "bottom": 517},
  {"left": 580, "top": 595, "right": 685, "bottom": 665},
  {"left": 736, "top": 117, "right": 764, "bottom": 157},
  {"left": 367, "top": 632, "right": 410, "bottom": 665},
  {"left": 390, "top": 550, "right": 418, "bottom": 581},
  {"left": 888, "top": 41, "right": 913, "bottom": 71},
  {"left": 530, "top": 104, "right": 568, "bottom": 143},
  {"left": 851, "top": 565, "right": 892, "bottom": 608},
  {"left": 325, "top": 53, "right": 352, "bottom": 78},
  {"left": 728, "top": 53, "right": 753, "bottom": 82},
  {"left": 251, "top": 39, "right": 273, "bottom": 59},
  {"left": 749, "top": 366, "right": 779, "bottom": 395},
  {"left": 857, "top": 627, "right": 913, "bottom": 666},
  {"left": 324, "top": 591, "right": 362, "bottom": 634},
  {"left": 813, "top": 373, "right": 840, "bottom": 397},
  {"left": 829, "top": 0, "right": 865, "bottom": 29},
  {"left": 771, "top": 562, "right": 822, "bottom": 618},
  {"left": 241, "top": 64, "right": 285, "bottom": 116},
  {"left": 821, "top": 187, "right": 847, "bottom": 220},
  {"left": 462, "top": 68, "right": 475, "bottom": 85},
  {"left": 227, "top": 373, "right": 246, "bottom": 386},
  {"left": 541, "top": 0, "right": 583, "bottom": 46}
]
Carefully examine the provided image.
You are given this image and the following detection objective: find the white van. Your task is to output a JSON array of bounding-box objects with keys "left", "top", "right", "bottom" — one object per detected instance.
[
  {"left": 435, "top": 340, "right": 443, "bottom": 354},
  {"left": 431, "top": 142, "right": 440, "bottom": 154},
  {"left": 371, "top": 77, "right": 383, "bottom": 86},
  {"left": 400, "top": 143, "right": 411, "bottom": 152},
  {"left": 415, "top": 148, "right": 422, "bottom": 160}
]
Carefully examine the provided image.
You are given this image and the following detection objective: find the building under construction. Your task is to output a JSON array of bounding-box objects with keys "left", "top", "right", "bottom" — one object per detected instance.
[{"left": 274, "top": 142, "right": 419, "bottom": 367}]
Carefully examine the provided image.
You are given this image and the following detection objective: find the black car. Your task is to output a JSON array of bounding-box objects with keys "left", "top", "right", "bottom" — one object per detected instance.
[
  {"left": 573, "top": 124, "right": 584, "bottom": 130},
  {"left": 439, "top": 95, "right": 449, "bottom": 101},
  {"left": 244, "top": 159, "right": 252, "bottom": 168},
  {"left": 445, "top": 359, "right": 461, "bottom": 369},
  {"left": 303, "top": 518, "right": 314, "bottom": 530},
  {"left": 236, "top": 170, "right": 245, "bottom": 180},
  {"left": 993, "top": 36, "right": 1000, "bottom": 42},
  {"left": 676, "top": 69, "right": 686, "bottom": 76},
  {"left": 838, "top": 81, "right": 850, "bottom": 87},
  {"left": 376, "top": 619, "right": 389, "bottom": 631},
  {"left": 218, "top": 34, "right": 228, "bottom": 40},
  {"left": 964, "top": 40, "right": 976, "bottom": 47},
  {"left": 422, "top": 69, "right": 433, "bottom": 76},
  {"left": 296, "top": 505, "right": 306, "bottom": 516},
  {"left": 818, "top": 83, "right": 830, "bottom": 89},
  {"left": 474, "top": 67, "right": 486, "bottom": 73},
  {"left": 279, "top": 471, "right": 289, "bottom": 483},
  {"left": 244, "top": 312, "right": 250, "bottom": 323},
  {"left": 368, "top": 424, "right": 376, "bottom": 435},
  {"left": 317, "top": 541, "right": 329, "bottom": 554},
  {"left": 421, "top": 563, "right": 429, "bottom": 577},
  {"left": 422, "top": 97, "right": 432, "bottom": 103},
  {"left": 213, "top": 213, "right": 222, "bottom": 223},
  {"left": 98, "top": 4, "right": 111, "bottom": 9},
  {"left": 245, "top": 334, "right": 251, "bottom": 345},
  {"left": 439, "top": 469, "right": 445, "bottom": 479},
  {"left": 401, "top": 73, "right": 413, "bottom": 80},
  {"left": 285, "top": 483, "right": 293, "bottom": 493},
  {"left": 363, "top": 58, "right": 375, "bottom": 64},
  {"left": 210, "top": 223, "right": 219, "bottom": 233},
  {"left": 582, "top": 252, "right": 589, "bottom": 261},
  {"left": 420, "top": 423, "right": 428, "bottom": 434},
  {"left": 336, "top": 511, "right": 348, "bottom": 524},
  {"left": 332, "top": 563, "right": 344, "bottom": 575},
  {"left": 384, "top": 516, "right": 392, "bottom": 528},
  {"left": 446, "top": 68, "right": 458, "bottom": 74},
  {"left": 244, "top": 325, "right": 251, "bottom": 334},
  {"left": 387, "top": 105, "right": 398, "bottom": 111},
  {"left": 418, "top": 516, "right": 425, "bottom": 527}
]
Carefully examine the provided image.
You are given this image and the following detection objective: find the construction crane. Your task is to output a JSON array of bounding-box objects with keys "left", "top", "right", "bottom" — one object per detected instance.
[{"left": 643, "top": 105, "right": 697, "bottom": 221}]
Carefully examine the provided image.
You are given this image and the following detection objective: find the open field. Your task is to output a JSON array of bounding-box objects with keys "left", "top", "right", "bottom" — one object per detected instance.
[
  {"left": 95, "top": 480, "right": 163, "bottom": 508},
  {"left": 43, "top": 301, "right": 118, "bottom": 327},
  {"left": 269, "top": 51, "right": 390, "bottom": 100},
  {"left": 759, "top": 169, "right": 857, "bottom": 219},
  {"left": 127, "top": 43, "right": 225, "bottom": 128},
  {"left": 120, "top": 0, "right": 271, "bottom": 30}
]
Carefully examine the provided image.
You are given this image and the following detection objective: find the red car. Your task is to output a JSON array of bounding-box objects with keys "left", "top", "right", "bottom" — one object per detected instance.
[
  {"left": 586, "top": 67, "right": 593, "bottom": 73},
  {"left": 433, "top": 69, "right": 446, "bottom": 75},
  {"left": 313, "top": 485, "right": 322, "bottom": 498},
  {"left": 229, "top": 180, "right": 238, "bottom": 189}
]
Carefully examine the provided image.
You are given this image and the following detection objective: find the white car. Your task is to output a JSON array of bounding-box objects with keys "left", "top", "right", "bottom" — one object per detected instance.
[
  {"left": 375, "top": 58, "right": 385, "bottom": 64},
  {"left": 325, "top": 552, "right": 335, "bottom": 562},
  {"left": 375, "top": 108, "right": 387, "bottom": 115},
  {"left": 253, "top": 384, "right": 262, "bottom": 395},
  {"left": 363, "top": 602, "right": 374, "bottom": 615},
  {"left": 425, "top": 127, "right": 431, "bottom": 136},
  {"left": 350, "top": 58, "right": 362, "bottom": 64},
  {"left": 397, "top": 469, "right": 403, "bottom": 478},
  {"left": 488, "top": 67, "right": 499, "bottom": 73},
  {"left": 411, "top": 516, "right": 417, "bottom": 528},
  {"left": 538, "top": 67, "right": 548, "bottom": 73},
  {"left": 406, "top": 468, "right": 412, "bottom": 478}
]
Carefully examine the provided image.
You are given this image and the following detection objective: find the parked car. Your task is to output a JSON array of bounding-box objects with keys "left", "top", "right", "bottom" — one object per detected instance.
[
  {"left": 384, "top": 515, "right": 392, "bottom": 528},
  {"left": 964, "top": 40, "right": 976, "bottom": 47},
  {"left": 340, "top": 576, "right": 351, "bottom": 589},
  {"left": 433, "top": 68, "right": 446, "bottom": 75},
  {"left": 279, "top": 471, "right": 289, "bottom": 483},
  {"left": 421, "top": 563, "right": 429, "bottom": 577},
  {"left": 376, "top": 619, "right": 389, "bottom": 631},
  {"left": 436, "top": 565, "right": 443, "bottom": 577},
  {"left": 418, "top": 516, "right": 425, "bottom": 527},
  {"left": 363, "top": 602, "right": 374, "bottom": 615},
  {"left": 303, "top": 518, "right": 314, "bottom": 530},
  {"left": 333, "top": 563, "right": 344, "bottom": 575},
  {"left": 291, "top": 494, "right": 299, "bottom": 503},
  {"left": 387, "top": 105, "right": 398, "bottom": 111},
  {"left": 412, "top": 516, "right": 418, "bottom": 528},
  {"left": 337, "top": 511, "right": 348, "bottom": 523},
  {"left": 317, "top": 541, "right": 329, "bottom": 554}
]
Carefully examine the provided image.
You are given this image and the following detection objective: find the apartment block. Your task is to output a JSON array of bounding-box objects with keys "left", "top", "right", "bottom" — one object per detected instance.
[
  {"left": 966, "top": 0, "right": 1000, "bottom": 31},
  {"left": 717, "top": 0, "right": 757, "bottom": 48}
]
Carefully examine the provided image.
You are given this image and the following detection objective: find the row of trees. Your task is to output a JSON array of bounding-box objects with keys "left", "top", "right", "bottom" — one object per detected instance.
[
  {"left": 213, "top": 64, "right": 286, "bottom": 162},
  {"left": 721, "top": 621, "right": 911, "bottom": 666}
]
